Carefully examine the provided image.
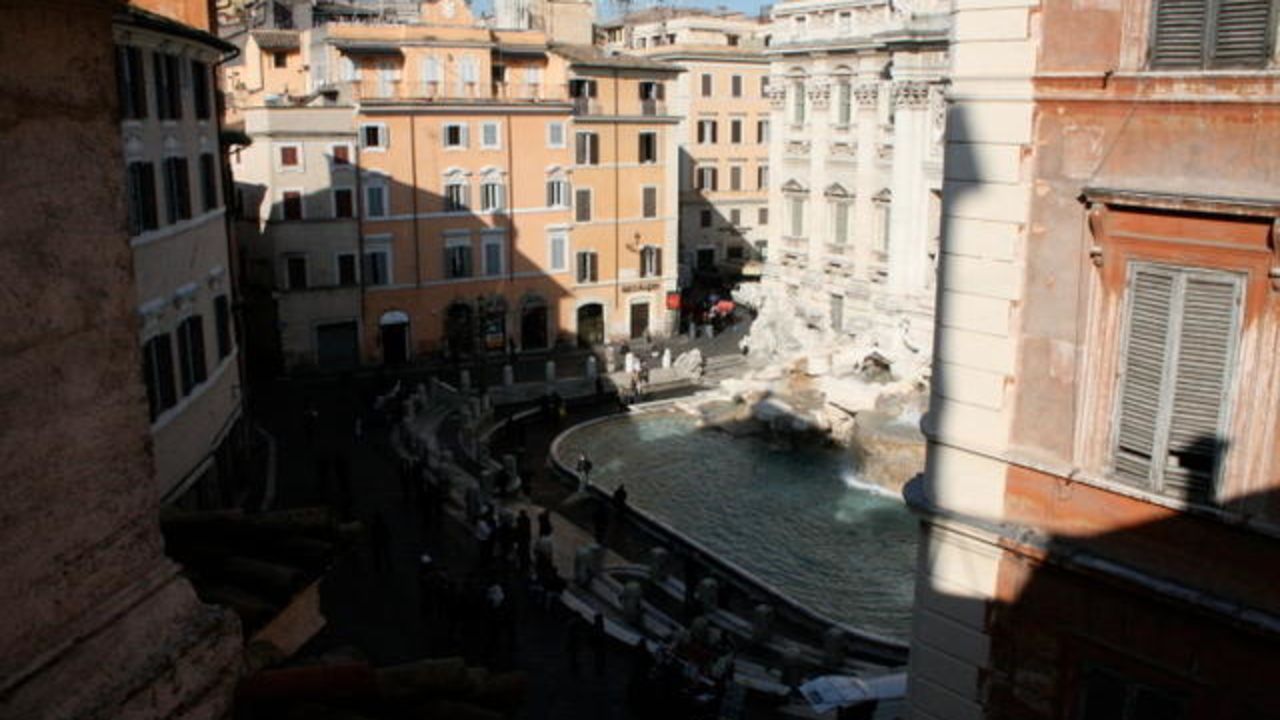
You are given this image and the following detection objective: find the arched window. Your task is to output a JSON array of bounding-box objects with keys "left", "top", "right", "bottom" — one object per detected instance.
[
  {"left": 479, "top": 167, "right": 505, "bottom": 213},
  {"left": 443, "top": 168, "right": 469, "bottom": 212}
]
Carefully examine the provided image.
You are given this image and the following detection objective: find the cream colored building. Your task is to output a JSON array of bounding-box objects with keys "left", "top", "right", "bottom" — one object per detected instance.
[
  {"left": 116, "top": 8, "right": 245, "bottom": 503},
  {"left": 754, "top": 0, "right": 948, "bottom": 375},
  {"left": 601, "top": 9, "right": 772, "bottom": 275}
]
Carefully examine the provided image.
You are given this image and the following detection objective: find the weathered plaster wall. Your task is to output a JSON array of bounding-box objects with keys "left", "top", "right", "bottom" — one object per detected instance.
[{"left": 0, "top": 3, "right": 241, "bottom": 716}]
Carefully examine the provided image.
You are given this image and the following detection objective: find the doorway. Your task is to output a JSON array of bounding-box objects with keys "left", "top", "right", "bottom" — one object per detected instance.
[
  {"left": 521, "top": 304, "right": 549, "bottom": 350},
  {"left": 630, "top": 302, "right": 650, "bottom": 340},
  {"left": 378, "top": 311, "right": 410, "bottom": 365},
  {"left": 444, "top": 303, "right": 474, "bottom": 357},
  {"left": 576, "top": 303, "right": 604, "bottom": 347}
]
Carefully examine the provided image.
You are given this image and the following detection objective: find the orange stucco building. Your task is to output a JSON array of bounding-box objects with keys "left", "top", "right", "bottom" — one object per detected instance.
[{"left": 907, "top": 0, "right": 1280, "bottom": 716}]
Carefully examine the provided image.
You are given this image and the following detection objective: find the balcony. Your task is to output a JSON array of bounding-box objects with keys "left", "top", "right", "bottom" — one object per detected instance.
[
  {"left": 639, "top": 98, "right": 666, "bottom": 116},
  {"left": 572, "top": 96, "right": 603, "bottom": 115},
  {"left": 492, "top": 82, "right": 552, "bottom": 101}
]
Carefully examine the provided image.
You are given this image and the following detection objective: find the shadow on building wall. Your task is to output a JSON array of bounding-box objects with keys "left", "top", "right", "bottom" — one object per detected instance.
[{"left": 912, "top": 106, "right": 1280, "bottom": 718}]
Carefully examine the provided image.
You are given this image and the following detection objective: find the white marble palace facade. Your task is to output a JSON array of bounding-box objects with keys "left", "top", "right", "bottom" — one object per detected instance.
[{"left": 759, "top": 0, "right": 948, "bottom": 377}]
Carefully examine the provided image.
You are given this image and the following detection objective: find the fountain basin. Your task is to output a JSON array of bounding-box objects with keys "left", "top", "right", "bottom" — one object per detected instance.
[{"left": 553, "top": 405, "right": 918, "bottom": 642}]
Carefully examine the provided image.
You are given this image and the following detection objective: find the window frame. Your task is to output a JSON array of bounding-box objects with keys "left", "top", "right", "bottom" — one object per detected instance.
[
  {"left": 638, "top": 131, "right": 658, "bottom": 164},
  {"left": 482, "top": 231, "right": 506, "bottom": 276},
  {"left": 548, "top": 229, "right": 569, "bottom": 271},
  {"left": 641, "top": 185, "right": 659, "bottom": 218},
  {"left": 141, "top": 333, "right": 177, "bottom": 422},
  {"left": 332, "top": 186, "right": 355, "bottom": 218},
  {"left": 480, "top": 120, "right": 501, "bottom": 149},
  {"left": 360, "top": 123, "right": 388, "bottom": 151},
  {"left": 443, "top": 122, "right": 469, "bottom": 149},
  {"left": 280, "top": 188, "right": 304, "bottom": 221},
  {"left": 176, "top": 314, "right": 207, "bottom": 397},
  {"left": 1148, "top": 0, "right": 1278, "bottom": 69},
  {"left": 547, "top": 121, "right": 566, "bottom": 148},
  {"left": 574, "top": 187, "right": 593, "bottom": 222},
  {"left": 277, "top": 142, "right": 303, "bottom": 172},
  {"left": 363, "top": 245, "right": 392, "bottom": 286}
]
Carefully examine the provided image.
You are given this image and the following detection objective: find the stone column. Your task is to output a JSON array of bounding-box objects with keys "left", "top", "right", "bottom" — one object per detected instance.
[
  {"left": 853, "top": 79, "right": 881, "bottom": 284},
  {"left": 805, "top": 70, "right": 832, "bottom": 281},
  {"left": 888, "top": 80, "right": 932, "bottom": 296}
]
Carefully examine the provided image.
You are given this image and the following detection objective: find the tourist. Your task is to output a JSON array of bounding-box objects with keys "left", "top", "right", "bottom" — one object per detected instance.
[
  {"left": 575, "top": 452, "right": 593, "bottom": 490},
  {"left": 612, "top": 484, "right": 629, "bottom": 516},
  {"left": 537, "top": 507, "right": 553, "bottom": 537}
]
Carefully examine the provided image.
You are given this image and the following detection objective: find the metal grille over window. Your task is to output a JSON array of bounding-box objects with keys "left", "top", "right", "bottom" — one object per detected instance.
[{"left": 1112, "top": 264, "right": 1242, "bottom": 502}]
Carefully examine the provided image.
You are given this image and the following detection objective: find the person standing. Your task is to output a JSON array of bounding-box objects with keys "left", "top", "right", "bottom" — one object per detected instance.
[
  {"left": 575, "top": 453, "right": 593, "bottom": 492},
  {"left": 537, "top": 507, "right": 553, "bottom": 538}
]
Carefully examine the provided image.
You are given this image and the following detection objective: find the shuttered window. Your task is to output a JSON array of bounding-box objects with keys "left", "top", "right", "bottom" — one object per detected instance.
[
  {"left": 1150, "top": 0, "right": 1276, "bottom": 69},
  {"left": 1112, "top": 263, "right": 1243, "bottom": 503}
]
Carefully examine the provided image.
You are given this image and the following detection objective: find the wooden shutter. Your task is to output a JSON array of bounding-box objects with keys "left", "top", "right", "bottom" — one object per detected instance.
[
  {"left": 1211, "top": 0, "right": 1274, "bottom": 66},
  {"left": 1163, "top": 272, "right": 1241, "bottom": 500},
  {"left": 654, "top": 247, "right": 662, "bottom": 276},
  {"left": 1151, "top": 0, "right": 1209, "bottom": 67},
  {"left": 1114, "top": 268, "right": 1176, "bottom": 485}
]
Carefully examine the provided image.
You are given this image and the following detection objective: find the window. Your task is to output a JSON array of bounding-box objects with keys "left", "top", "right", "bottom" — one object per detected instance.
[
  {"left": 638, "top": 132, "right": 658, "bottom": 163},
  {"left": 729, "top": 208, "right": 741, "bottom": 226},
  {"left": 700, "top": 209, "right": 712, "bottom": 227},
  {"left": 458, "top": 56, "right": 479, "bottom": 95},
  {"left": 791, "top": 79, "right": 806, "bottom": 124},
  {"left": 697, "top": 120, "right": 718, "bottom": 144},
  {"left": 141, "top": 334, "right": 176, "bottom": 421},
  {"left": 445, "top": 241, "right": 472, "bottom": 279},
  {"left": 337, "top": 252, "right": 358, "bottom": 285},
  {"left": 695, "top": 166, "right": 718, "bottom": 192},
  {"left": 758, "top": 207, "right": 769, "bottom": 225},
  {"left": 642, "top": 186, "right": 658, "bottom": 218},
  {"left": 214, "top": 295, "right": 232, "bottom": 360},
  {"left": 547, "top": 178, "right": 569, "bottom": 207},
  {"left": 279, "top": 144, "right": 300, "bottom": 169},
  {"left": 153, "top": 52, "right": 182, "bottom": 120},
  {"left": 199, "top": 153, "right": 218, "bottom": 211},
  {"left": 576, "top": 250, "right": 598, "bottom": 283},
  {"left": 163, "top": 157, "right": 191, "bottom": 223},
  {"left": 421, "top": 56, "right": 441, "bottom": 92},
  {"left": 333, "top": 187, "right": 354, "bottom": 218},
  {"left": 639, "top": 81, "right": 664, "bottom": 100},
  {"left": 482, "top": 233, "right": 504, "bottom": 276},
  {"left": 700, "top": 73, "right": 713, "bottom": 97},
  {"left": 836, "top": 79, "right": 853, "bottom": 125},
  {"left": 640, "top": 246, "right": 662, "bottom": 278},
  {"left": 176, "top": 315, "right": 207, "bottom": 396},
  {"left": 331, "top": 144, "right": 351, "bottom": 166},
  {"left": 444, "top": 123, "right": 468, "bottom": 148},
  {"left": 481, "top": 121, "right": 500, "bottom": 149},
  {"left": 760, "top": 75, "right": 770, "bottom": 96},
  {"left": 1112, "top": 264, "right": 1243, "bottom": 502},
  {"left": 126, "top": 161, "right": 158, "bottom": 235},
  {"left": 361, "top": 123, "right": 387, "bottom": 150},
  {"left": 363, "top": 248, "right": 390, "bottom": 285},
  {"left": 730, "top": 119, "right": 743, "bottom": 144},
  {"left": 365, "top": 182, "right": 387, "bottom": 218},
  {"left": 830, "top": 294, "right": 844, "bottom": 332},
  {"left": 548, "top": 121, "right": 566, "bottom": 147},
  {"left": 282, "top": 190, "right": 303, "bottom": 220},
  {"left": 273, "top": 51, "right": 288, "bottom": 68},
  {"left": 730, "top": 166, "right": 743, "bottom": 191},
  {"left": 731, "top": 75, "right": 743, "bottom": 97},
  {"left": 115, "top": 46, "right": 147, "bottom": 120},
  {"left": 575, "top": 188, "right": 592, "bottom": 222},
  {"left": 192, "top": 61, "right": 211, "bottom": 120},
  {"left": 286, "top": 255, "right": 308, "bottom": 289},
  {"left": 575, "top": 132, "right": 600, "bottom": 165},
  {"left": 757, "top": 164, "right": 770, "bottom": 190},
  {"left": 549, "top": 231, "right": 568, "bottom": 271},
  {"left": 758, "top": 119, "right": 770, "bottom": 143},
  {"left": 1076, "top": 666, "right": 1189, "bottom": 720},
  {"left": 480, "top": 180, "right": 505, "bottom": 212},
  {"left": 728, "top": 244, "right": 744, "bottom": 260},
  {"left": 444, "top": 179, "right": 468, "bottom": 212},
  {"left": 789, "top": 196, "right": 805, "bottom": 237},
  {"left": 1150, "top": 0, "right": 1275, "bottom": 69},
  {"left": 727, "top": 34, "right": 740, "bottom": 46},
  {"left": 569, "top": 78, "right": 598, "bottom": 99},
  {"left": 832, "top": 201, "right": 850, "bottom": 244}
]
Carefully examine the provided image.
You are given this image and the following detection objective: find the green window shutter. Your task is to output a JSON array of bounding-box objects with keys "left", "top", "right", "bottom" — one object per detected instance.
[
  {"left": 1151, "top": 0, "right": 1209, "bottom": 67},
  {"left": 1163, "top": 273, "right": 1241, "bottom": 500},
  {"left": 1114, "top": 268, "right": 1176, "bottom": 485},
  {"left": 1210, "top": 0, "right": 1274, "bottom": 67}
]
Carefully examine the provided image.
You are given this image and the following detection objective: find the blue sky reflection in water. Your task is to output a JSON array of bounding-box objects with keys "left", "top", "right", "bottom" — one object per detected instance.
[{"left": 558, "top": 409, "right": 917, "bottom": 641}]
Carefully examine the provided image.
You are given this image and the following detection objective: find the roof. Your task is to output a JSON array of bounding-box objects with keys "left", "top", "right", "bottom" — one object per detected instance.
[
  {"left": 331, "top": 39, "right": 405, "bottom": 55},
  {"left": 251, "top": 29, "right": 301, "bottom": 51},
  {"left": 116, "top": 6, "right": 237, "bottom": 54},
  {"left": 642, "top": 44, "right": 767, "bottom": 61},
  {"left": 551, "top": 44, "right": 683, "bottom": 72},
  {"left": 598, "top": 7, "right": 754, "bottom": 28}
]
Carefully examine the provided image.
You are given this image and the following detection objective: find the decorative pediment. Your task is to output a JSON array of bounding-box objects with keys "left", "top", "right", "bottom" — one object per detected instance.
[
  {"left": 874, "top": 188, "right": 893, "bottom": 202},
  {"left": 824, "top": 183, "right": 851, "bottom": 198},
  {"left": 781, "top": 179, "right": 808, "bottom": 194}
]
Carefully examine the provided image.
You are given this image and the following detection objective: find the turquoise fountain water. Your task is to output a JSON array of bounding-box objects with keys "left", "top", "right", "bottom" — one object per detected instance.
[{"left": 556, "top": 407, "right": 918, "bottom": 641}]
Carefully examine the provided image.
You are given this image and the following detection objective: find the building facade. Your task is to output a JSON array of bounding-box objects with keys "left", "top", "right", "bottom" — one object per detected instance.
[
  {"left": 749, "top": 0, "right": 947, "bottom": 378},
  {"left": 602, "top": 9, "right": 772, "bottom": 276},
  {"left": 0, "top": 2, "right": 242, "bottom": 717},
  {"left": 907, "top": 0, "right": 1280, "bottom": 716},
  {"left": 227, "top": 0, "right": 682, "bottom": 368}
]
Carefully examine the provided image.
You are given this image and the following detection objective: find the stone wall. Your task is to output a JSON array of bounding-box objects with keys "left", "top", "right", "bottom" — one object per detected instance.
[{"left": 0, "top": 3, "right": 242, "bottom": 717}]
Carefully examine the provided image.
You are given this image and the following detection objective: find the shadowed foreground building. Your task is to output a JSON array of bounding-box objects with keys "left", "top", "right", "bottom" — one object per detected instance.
[
  {"left": 908, "top": 0, "right": 1280, "bottom": 716},
  {"left": 0, "top": 1, "right": 242, "bottom": 718}
]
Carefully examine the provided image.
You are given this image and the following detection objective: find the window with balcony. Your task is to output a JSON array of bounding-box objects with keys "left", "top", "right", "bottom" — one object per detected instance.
[
  {"left": 176, "top": 315, "right": 207, "bottom": 396},
  {"left": 1150, "top": 0, "right": 1275, "bottom": 68},
  {"left": 639, "top": 81, "right": 664, "bottom": 115},
  {"left": 142, "top": 334, "right": 176, "bottom": 421},
  {"left": 115, "top": 45, "right": 147, "bottom": 120},
  {"left": 638, "top": 131, "right": 658, "bottom": 163}
]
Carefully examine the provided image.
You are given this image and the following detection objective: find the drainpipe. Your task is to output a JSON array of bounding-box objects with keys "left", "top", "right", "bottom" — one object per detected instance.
[
  {"left": 355, "top": 135, "right": 367, "bottom": 360},
  {"left": 613, "top": 68, "right": 621, "bottom": 321},
  {"left": 410, "top": 113, "right": 421, "bottom": 288}
]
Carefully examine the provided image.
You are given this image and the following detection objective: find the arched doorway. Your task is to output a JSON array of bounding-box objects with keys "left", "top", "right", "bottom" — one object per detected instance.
[
  {"left": 577, "top": 303, "right": 604, "bottom": 348},
  {"left": 444, "top": 303, "right": 474, "bottom": 358},
  {"left": 520, "top": 296, "right": 549, "bottom": 350},
  {"left": 379, "top": 310, "right": 410, "bottom": 366}
]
